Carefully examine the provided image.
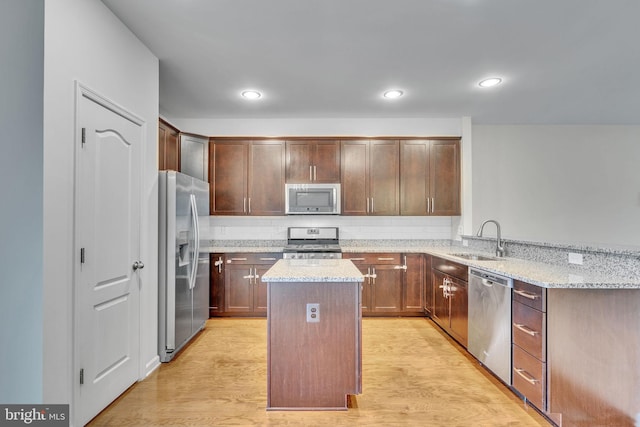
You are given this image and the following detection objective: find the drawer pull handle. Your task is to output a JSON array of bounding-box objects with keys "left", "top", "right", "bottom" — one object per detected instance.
[
  {"left": 349, "top": 258, "right": 366, "bottom": 261},
  {"left": 514, "top": 368, "right": 539, "bottom": 385},
  {"left": 259, "top": 257, "right": 276, "bottom": 261},
  {"left": 377, "top": 257, "right": 396, "bottom": 261},
  {"left": 514, "top": 289, "right": 539, "bottom": 300},
  {"left": 513, "top": 323, "right": 539, "bottom": 336},
  {"left": 230, "top": 258, "right": 248, "bottom": 261}
]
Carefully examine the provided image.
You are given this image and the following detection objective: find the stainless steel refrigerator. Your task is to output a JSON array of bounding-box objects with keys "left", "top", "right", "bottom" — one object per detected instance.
[{"left": 158, "top": 171, "right": 210, "bottom": 362}]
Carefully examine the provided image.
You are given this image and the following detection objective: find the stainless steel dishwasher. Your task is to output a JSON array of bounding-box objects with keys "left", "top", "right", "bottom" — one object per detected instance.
[{"left": 468, "top": 268, "right": 513, "bottom": 385}]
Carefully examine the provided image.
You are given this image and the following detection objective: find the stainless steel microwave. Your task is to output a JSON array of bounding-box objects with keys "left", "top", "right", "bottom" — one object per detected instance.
[{"left": 285, "top": 183, "right": 341, "bottom": 215}]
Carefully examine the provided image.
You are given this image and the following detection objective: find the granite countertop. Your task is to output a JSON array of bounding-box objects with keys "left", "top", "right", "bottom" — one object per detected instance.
[
  {"left": 424, "top": 249, "right": 640, "bottom": 290},
  {"left": 341, "top": 245, "right": 640, "bottom": 289},
  {"left": 261, "top": 259, "right": 364, "bottom": 283},
  {"left": 202, "top": 241, "right": 640, "bottom": 289}
]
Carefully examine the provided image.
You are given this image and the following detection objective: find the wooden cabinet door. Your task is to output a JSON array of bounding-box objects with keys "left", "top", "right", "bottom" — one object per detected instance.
[
  {"left": 158, "top": 119, "right": 179, "bottom": 171},
  {"left": 224, "top": 263, "right": 253, "bottom": 312},
  {"left": 314, "top": 140, "right": 341, "bottom": 183},
  {"left": 430, "top": 140, "right": 460, "bottom": 216},
  {"left": 370, "top": 265, "right": 402, "bottom": 312},
  {"left": 285, "top": 140, "right": 340, "bottom": 183},
  {"left": 423, "top": 256, "right": 433, "bottom": 315},
  {"left": 449, "top": 276, "right": 468, "bottom": 347},
  {"left": 354, "top": 264, "right": 371, "bottom": 313},
  {"left": 285, "top": 140, "right": 313, "bottom": 183},
  {"left": 248, "top": 140, "right": 285, "bottom": 215},
  {"left": 403, "top": 254, "right": 424, "bottom": 312},
  {"left": 211, "top": 140, "right": 248, "bottom": 215},
  {"left": 341, "top": 140, "right": 369, "bottom": 215},
  {"left": 253, "top": 265, "right": 271, "bottom": 313},
  {"left": 369, "top": 140, "right": 399, "bottom": 215},
  {"left": 432, "top": 270, "right": 449, "bottom": 330},
  {"left": 209, "top": 254, "right": 225, "bottom": 316},
  {"left": 400, "top": 140, "right": 429, "bottom": 215}
]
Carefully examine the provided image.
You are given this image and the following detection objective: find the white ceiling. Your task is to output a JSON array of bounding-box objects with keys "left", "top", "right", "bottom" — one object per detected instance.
[{"left": 102, "top": 0, "right": 640, "bottom": 124}]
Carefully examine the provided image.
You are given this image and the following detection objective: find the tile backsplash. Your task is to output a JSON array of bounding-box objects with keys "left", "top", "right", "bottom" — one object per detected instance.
[{"left": 201, "top": 215, "right": 456, "bottom": 241}]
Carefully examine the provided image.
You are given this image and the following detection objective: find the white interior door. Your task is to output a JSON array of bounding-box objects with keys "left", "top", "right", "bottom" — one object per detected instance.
[{"left": 75, "top": 87, "right": 143, "bottom": 425}]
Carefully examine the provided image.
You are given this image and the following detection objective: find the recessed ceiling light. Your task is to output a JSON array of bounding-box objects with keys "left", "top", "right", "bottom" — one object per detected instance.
[
  {"left": 478, "top": 78, "right": 502, "bottom": 88},
  {"left": 241, "top": 90, "right": 262, "bottom": 100},
  {"left": 383, "top": 89, "right": 404, "bottom": 99}
]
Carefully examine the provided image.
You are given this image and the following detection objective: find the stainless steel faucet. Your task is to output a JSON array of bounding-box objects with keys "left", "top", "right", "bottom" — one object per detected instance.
[{"left": 476, "top": 220, "right": 506, "bottom": 257}]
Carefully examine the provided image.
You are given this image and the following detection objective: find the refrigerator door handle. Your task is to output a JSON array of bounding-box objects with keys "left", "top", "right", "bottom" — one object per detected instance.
[{"left": 189, "top": 193, "right": 199, "bottom": 290}]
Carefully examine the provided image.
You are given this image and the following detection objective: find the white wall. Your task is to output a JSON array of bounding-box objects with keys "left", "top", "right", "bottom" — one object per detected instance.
[
  {"left": 0, "top": 0, "right": 44, "bottom": 404},
  {"left": 43, "top": 0, "right": 159, "bottom": 416},
  {"left": 472, "top": 125, "right": 640, "bottom": 248},
  {"left": 168, "top": 117, "right": 462, "bottom": 137},
  {"left": 203, "top": 216, "right": 454, "bottom": 242}
]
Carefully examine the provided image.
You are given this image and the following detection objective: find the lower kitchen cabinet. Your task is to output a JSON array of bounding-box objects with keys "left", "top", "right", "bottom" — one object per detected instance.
[
  {"left": 511, "top": 279, "right": 547, "bottom": 411},
  {"left": 431, "top": 256, "right": 468, "bottom": 347},
  {"left": 209, "top": 253, "right": 225, "bottom": 316},
  {"left": 343, "top": 253, "right": 424, "bottom": 316},
  {"left": 403, "top": 254, "right": 425, "bottom": 314},
  {"left": 423, "top": 255, "right": 433, "bottom": 315},
  {"left": 212, "top": 253, "right": 281, "bottom": 317},
  {"left": 343, "top": 253, "right": 403, "bottom": 315}
]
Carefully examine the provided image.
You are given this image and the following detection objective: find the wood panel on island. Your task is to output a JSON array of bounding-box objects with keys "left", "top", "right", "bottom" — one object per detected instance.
[{"left": 262, "top": 259, "right": 363, "bottom": 410}]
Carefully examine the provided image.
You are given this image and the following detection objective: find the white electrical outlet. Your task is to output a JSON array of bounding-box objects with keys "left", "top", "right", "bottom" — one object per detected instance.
[
  {"left": 306, "top": 303, "right": 320, "bottom": 323},
  {"left": 568, "top": 253, "right": 583, "bottom": 265}
]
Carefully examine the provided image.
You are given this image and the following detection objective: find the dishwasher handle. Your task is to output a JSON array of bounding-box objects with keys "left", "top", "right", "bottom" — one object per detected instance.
[{"left": 469, "top": 268, "right": 513, "bottom": 288}]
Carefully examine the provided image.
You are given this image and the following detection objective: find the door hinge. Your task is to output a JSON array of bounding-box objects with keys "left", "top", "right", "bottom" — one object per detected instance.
[
  {"left": 81, "top": 128, "right": 86, "bottom": 147},
  {"left": 80, "top": 368, "right": 84, "bottom": 385},
  {"left": 80, "top": 248, "right": 85, "bottom": 264}
]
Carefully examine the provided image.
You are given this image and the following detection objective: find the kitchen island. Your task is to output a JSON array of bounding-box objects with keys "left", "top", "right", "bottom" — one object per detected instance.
[{"left": 262, "top": 259, "right": 364, "bottom": 410}]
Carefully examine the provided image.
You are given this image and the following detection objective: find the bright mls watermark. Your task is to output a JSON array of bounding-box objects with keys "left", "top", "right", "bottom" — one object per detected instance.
[{"left": 1, "top": 405, "right": 69, "bottom": 426}]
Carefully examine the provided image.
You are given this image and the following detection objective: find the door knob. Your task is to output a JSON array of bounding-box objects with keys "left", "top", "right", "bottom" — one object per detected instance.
[{"left": 132, "top": 261, "right": 145, "bottom": 271}]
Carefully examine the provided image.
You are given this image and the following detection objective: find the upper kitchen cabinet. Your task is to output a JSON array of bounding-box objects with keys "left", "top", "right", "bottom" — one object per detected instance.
[
  {"left": 341, "top": 139, "right": 399, "bottom": 215},
  {"left": 285, "top": 140, "right": 340, "bottom": 183},
  {"left": 210, "top": 139, "right": 285, "bottom": 215},
  {"left": 399, "top": 139, "right": 460, "bottom": 216},
  {"left": 158, "top": 119, "right": 179, "bottom": 171},
  {"left": 180, "top": 133, "right": 209, "bottom": 182}
]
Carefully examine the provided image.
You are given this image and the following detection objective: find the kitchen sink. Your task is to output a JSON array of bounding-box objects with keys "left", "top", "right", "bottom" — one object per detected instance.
[{"left": 448, "top": 253, "right": 500, "bottom": 261}]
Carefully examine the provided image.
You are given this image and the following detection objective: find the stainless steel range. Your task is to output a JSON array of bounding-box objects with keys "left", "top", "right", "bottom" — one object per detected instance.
[{"left": 282, "top": 227, "right": 342, "bottom": 259}]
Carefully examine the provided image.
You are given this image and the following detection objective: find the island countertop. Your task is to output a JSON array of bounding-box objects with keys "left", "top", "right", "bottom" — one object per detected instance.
[{"left": 261, "top": 259, "right": 364, "bottom": 283}]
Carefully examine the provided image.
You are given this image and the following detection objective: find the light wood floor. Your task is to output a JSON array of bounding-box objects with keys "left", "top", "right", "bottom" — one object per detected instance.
[{"left": 89, "top": 318, "right": 551, "bottom": 426}]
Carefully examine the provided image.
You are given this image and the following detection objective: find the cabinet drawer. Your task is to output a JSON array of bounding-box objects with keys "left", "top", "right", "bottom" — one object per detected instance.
[
  {"left": 343, "top": 253, "right": 401, "bottom": 265},
  {"left": 225, "top": 253, "right": 282, "bottom": 264},
  {"left": 512, "top": 301, "right": 546, "bottom": 361},
  {"left": 512, "top": 344, "right": 546, "bottom": 411},
  {"left": 513, "top": 280, "right": 545, "bottom": 311},
  {"left": 431, "top": 257, "right": 467, "bottom": 282}
]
